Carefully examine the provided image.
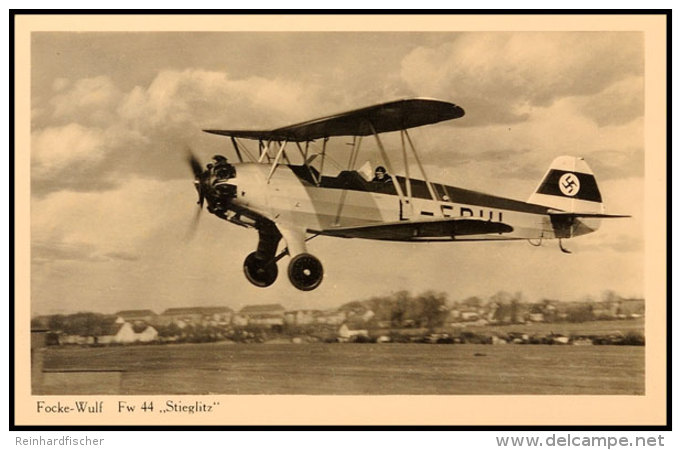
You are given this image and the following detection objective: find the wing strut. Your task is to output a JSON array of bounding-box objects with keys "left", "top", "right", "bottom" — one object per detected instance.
[
  {"left": 333, "top": 135, "right": 364, "bottom": 226},
  {"left": 266, "top": 141, "right": 289, "bottom": 183},
  {"left": 368, "top": 122, "right": 409, "bottom": 219},
  {"left": 319, "top": 137, "right": 328, "bottom": 178},
  {"left": 230, "top": 137, "right": 244, "bottom": 163},
  {"left": 258, "top": 140, "right": 269, "bottom": 163},
  {"left": 346, "top": 135, "right": 363, "bottom": 171},
  {"left": 400, "top": 130, "right": 414, "bottom": 218},
  {"left": 404, "top": 129, "right": 440, "bottom": 204},
  {"left": 295, "top": 141, "right": 321, "bottom": 186}
]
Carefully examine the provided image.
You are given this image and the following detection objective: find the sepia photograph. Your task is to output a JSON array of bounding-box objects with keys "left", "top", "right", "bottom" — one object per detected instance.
[{"left": 14, "top": 13, "right": 668, "bottom": 426}]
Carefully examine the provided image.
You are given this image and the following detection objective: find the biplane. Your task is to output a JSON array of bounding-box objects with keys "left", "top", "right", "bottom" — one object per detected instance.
[{"left": 188, "top": 98, "right": 627, "bottom": 291}]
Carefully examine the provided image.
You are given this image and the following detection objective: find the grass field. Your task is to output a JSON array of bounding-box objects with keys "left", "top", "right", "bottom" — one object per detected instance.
[{"left": 38, "top": 342, "right": 644, "bottom": 395}]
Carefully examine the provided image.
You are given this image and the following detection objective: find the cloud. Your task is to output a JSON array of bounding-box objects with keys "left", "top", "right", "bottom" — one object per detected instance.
[
  {"left": 585, "top": 147, "right": 644, "bottom": 180},
  {"left": 50, "top": 75, "right": 123, "bottom": 125},
  {"left": 32, "top": 178, "right": 195, "bottom": 249},
  {"left": 103, "top": 251, "right": 140, "bottom": 261},
  {"left": 32, "top": 123, "right": 108, "bottom": 177},
  {"left": 429, "top": 147, "right": 532, "bottom": 165},
  {"left": 32, "top": 69, "right": 337, "bottom": 197},
  {"left": 577, "top": 75, "right": 644, "bottom": 127},
  {"left": 32, "top": 241, "right": 140, "bottom": 265},
  {"left": 52, "top": 77, "right": 70, "bottom": 92},
  {"left": 583, "top": 234, "right": 643, "bottom": 253},
  {"left": 32, "top": 241, "right": 102, "bottom": 264},
  {"left": 400, "top": 32, "right": 643, "bottom": 126},
  {"left": 117, "top": 69, "right": 314, "bottom": 131},
  {"left": 30, "top": 123, "right": 141, "bottom": 194}
]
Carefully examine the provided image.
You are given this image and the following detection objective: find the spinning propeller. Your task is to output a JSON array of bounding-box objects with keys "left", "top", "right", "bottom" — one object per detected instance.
[
  {"left": 187, "top": 149, "right": 205, "bottom": 207},
  {"left": 186, "top": 148, "right": 207, "bottom": 238},
  {"left": 185, "top": 148, "right": 238, "bottom": 239}
]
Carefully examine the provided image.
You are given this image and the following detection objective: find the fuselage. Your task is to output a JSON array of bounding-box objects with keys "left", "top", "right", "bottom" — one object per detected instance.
[{"left": 216, "top": 163, "right": 600, "bottom": 242}]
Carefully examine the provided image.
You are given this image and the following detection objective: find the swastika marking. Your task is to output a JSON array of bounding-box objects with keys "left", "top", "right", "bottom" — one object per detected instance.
[{"left": 558, "top": 173, "right": 580, "bottom": 196}]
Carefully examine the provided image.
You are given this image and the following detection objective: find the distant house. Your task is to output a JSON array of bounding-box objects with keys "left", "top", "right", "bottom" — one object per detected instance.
[
  {"left": 337, "top": 323, "right": 368, "bottom": 341},
  {"left": 551, "top": 335, "right": 570, "bottom": 345},
  {"left": 528, "top": 313, "right": 545, "bottom": 323},
  {"left": 60, "top": 318, "right": 158, "bottom": 345},
  {"left": 469, "top": 318, "right": 489, "bottom": 327},
  {"left": 231, "top": 314, "right": 249, "bottom": 327},
  {"left": 343, "top": 308, "right": 375, "bottom": 323},
  {"left": 97, "top": 322, "right": 158, "bottom": 344},
  {"left": 460, "top": 311, "right": 480, "bottom": 321},
  {"left": 617, "top": 298, "right": 645, "bottom": 318},
  {"left": 314, "top": 310, "right": 346, "bottom": 326},
  {"left": 115, "top": 309, "right": 157, "bottom": 324},
  {"left": 284, "top": 310, "right": 318, "bottom": 326},
  {"left": 447, "top": 309, "right": 462, "bottom": 321},
  {"left": 160, "top": 306, "right": 233, "bottom": 326},
  {"left": 59, "top": 334, "right": 95, "bottom": 345},
  {"left": 486, "top": 303, "right": 500, "bottom": 321},
  {"left": 491, "top": 336, "right": 508, "bottom": 345},
  {"left": 160, "top": 308, "right": 202, "bottom": 325},
  {"left": 361, "top": 310, "right": 375, "bottom": 322},
  {"left": 592, "top": 302, "right": 617, "bottom": 319},
  {"left": 239, "top": 304, "right": 286, "bottom": 327},
  {"left": 338, "top": 301, "right": 368, "bottom": 316},
  {"left": 283, "top": 309, "right": 347, "bottom": 326},
  {"left": 195, "top": 307, "right": 234, "bottom": 325}
]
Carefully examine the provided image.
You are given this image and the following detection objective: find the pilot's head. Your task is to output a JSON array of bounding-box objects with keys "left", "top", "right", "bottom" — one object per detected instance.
[
  {"left": 212, "top": 154, "right": 227, "bottom": 163},
  {"left": 375, "top": 166, "right": 387, "bottom": 180}
]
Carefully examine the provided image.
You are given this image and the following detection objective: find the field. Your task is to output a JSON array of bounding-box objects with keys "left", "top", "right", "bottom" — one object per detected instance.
[{"left": 38, "top": 342, "right": 644, "bottom": 395}]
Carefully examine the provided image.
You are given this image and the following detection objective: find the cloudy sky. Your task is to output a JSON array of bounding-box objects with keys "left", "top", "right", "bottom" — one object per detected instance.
[{"left": 30, "top": 31, "right": 644, "bottom": 315}]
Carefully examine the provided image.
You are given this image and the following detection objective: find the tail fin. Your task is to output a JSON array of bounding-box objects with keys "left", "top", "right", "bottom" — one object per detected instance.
[{"left": 527, "top": 156, "right": 604, "bottom": 214}]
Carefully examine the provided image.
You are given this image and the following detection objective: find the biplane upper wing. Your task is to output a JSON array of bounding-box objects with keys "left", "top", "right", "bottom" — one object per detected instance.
[
  {"left": 204, "top": 98, "right": 465, "bottom": 142},
  {"left": 316, "top": 217, "right": 513, "bottom": 241}
]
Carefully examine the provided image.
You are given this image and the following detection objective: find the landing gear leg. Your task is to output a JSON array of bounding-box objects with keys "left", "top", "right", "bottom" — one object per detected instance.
[
  {"left": 559, "top": 239, "right": 572, "bottom": 254},
  {"left": 243, "top": 224, "right": 281, "bottom": 288},
  {"left": 278, "top": 227, "right": 324, "bottom": 291}
]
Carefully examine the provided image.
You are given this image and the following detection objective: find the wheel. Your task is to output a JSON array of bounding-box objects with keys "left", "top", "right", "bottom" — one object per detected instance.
[
  {"left": 243, "top": 252, "right": 278, "bottom": 288},
  {"left": 288, "top": 253, "right": 324, "bottom": 291}
]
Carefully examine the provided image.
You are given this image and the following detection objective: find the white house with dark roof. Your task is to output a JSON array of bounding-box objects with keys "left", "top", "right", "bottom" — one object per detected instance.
[
  {"left": 96, "top": 322, "right": 158, "bottom": 344},
  {"left": 59, "top": 316, "right": 158, "bottom": 345},
  {"left": 337, "top": 323, "right": 369, "bottom": 341}
]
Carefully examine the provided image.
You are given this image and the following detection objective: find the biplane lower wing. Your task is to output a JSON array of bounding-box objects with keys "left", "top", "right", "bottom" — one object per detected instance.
[
  {"left": 316, "top": 217, "right": 513, "bottom": 241},
  {"left": 548, "top": 212, "right": 631, "bottom": 219}
]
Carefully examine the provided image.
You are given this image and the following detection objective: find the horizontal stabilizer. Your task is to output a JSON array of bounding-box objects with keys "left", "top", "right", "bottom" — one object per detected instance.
[
  {"left": 549, "top": 212, "right": 631, "bottom": 219},
  {"left": 318, "top": 217, "right": 513, "bottom": 241}
]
